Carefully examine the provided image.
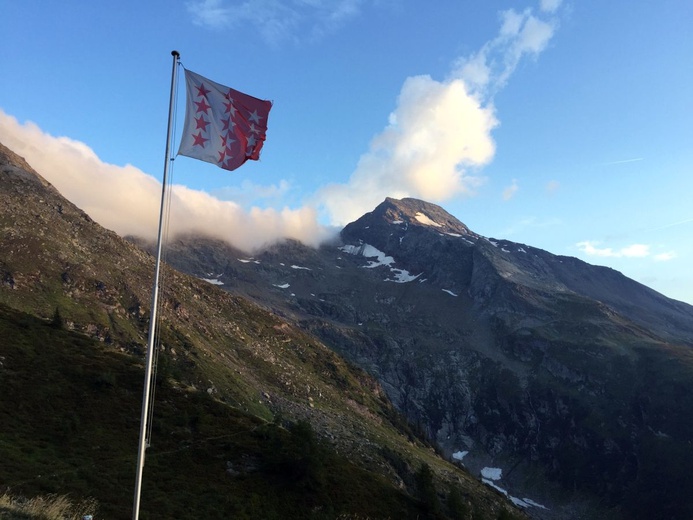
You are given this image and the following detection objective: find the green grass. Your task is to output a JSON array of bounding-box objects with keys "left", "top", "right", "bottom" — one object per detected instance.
[{"left": 4, "top": 303, "right": 510, "bottom": 520}]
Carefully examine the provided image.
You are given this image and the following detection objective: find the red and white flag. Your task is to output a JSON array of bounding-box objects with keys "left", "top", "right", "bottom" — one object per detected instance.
[{"left": 178, "top": 68, "right": 272, "bottom": 172}]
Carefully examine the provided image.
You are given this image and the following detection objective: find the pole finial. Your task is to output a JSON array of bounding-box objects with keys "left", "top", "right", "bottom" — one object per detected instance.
[{"left": 171, "top": 50, "right": 180, "bottom": 57}]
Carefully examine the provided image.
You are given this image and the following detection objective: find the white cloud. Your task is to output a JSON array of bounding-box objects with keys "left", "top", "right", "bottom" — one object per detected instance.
[
  {"left": 546, "top": 180, "right": 560, "bottom": 194},
  {"left": 453, "top": 7, "right": 558, "bottom": 98},
  {"left": 315, "top": 75, "right": 497, "bottom": 225},
  {"left": 503, "top": 179, "right": 519, "bottom": 200},
  {"left": 0, "top": 111, "right": 332, "bottom": 252},
  {"left": 576, "top": 241, "right": 650, "bottom": 258},
  {"left": 577, "top": 241, "right": 680, "bottom": 265},
  {"left": 186, "top": 0, "right": 365, "bottom": 44},
  {"left": 540, "top": 0, "right": 562, "bottom": 13},
  {"left": 186, "top": 0, "right": 232, "bottom": 28},
  {"left": 211, "top": 179, "right": 291, "bottom": 207},
  {"left": 620, "top": 244, "right": 650, "bottom": 257},
  {"left": 315, "top": 4, "right": 559, "bottom": 225}
]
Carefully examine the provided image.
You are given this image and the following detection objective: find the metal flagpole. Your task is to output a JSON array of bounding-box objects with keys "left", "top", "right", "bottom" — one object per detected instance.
[{"left": 132, "top": 49, "right": 180, "bottom": 520}]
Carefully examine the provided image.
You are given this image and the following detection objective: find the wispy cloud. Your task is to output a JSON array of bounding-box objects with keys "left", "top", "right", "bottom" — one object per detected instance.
[
  {"left": 500, "top": 215, "right": 562, "bottom": 237},
  {"left": 539, "top": 0, "right": 562, "bottom": 13},
  {"left": 546, "top": 180, "right": 560, "bottom": 194},
  {"left": 503, "top": 179, "right": 519, "bottom": 200},
  {"left": 648, "top": 217, "right": 693, "bottom": 231},
  {"left": 576, "top": 241, "right": 649, "bottom": 258},
  {"left": 598, "top": 157, "right": 644, "bottom": 166},
  {"left": 186, "top": 0, "right": 232, "bottom": 28},
  {"left": 452, "top": 6, "right": 559, "bottom": 98},
  {"left": 186, "top": 0, "right": 366, "bottom": 44},
  {"left": 576, "top": 240, "right": 676, "bottom": 262}
]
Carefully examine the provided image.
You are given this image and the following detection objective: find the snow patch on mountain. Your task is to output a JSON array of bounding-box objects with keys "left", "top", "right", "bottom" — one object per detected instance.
[
  {"left": 452, "top": 450, "right": 469, "bottom": 461},
  {"left": 201, "top": 278, "right": 224, "bottom": 285},
  {"left": 386, "top": 269, "right": 421, "bottom": 284},
  {"left": 415, "top": 212, "right": 441, "bottom": 227},
  {"left": 479, "top": 467, "right": 548, "bottom": 511},
  {"left": 481, "top": 467, "right": 502, "bottom": 480},
  {"left": 339, "top": 244, "right": 395, "bottom": 268},
  {"left": 340, "top": 243, "right": 422, "bottom": 284}
]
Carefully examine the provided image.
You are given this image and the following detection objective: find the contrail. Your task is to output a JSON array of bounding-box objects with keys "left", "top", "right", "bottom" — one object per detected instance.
[
  {"left": 649, "top": 218, "right": 693, "bottom": 231},
  {"left": 599, "top": 157, "right": 644, "bottom": 166}
]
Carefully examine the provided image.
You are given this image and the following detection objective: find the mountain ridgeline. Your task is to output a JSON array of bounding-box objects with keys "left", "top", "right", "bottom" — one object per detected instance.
[
  {"left": 148, "top": 198, "right": 693, "bottom": 519},
  {"left": 3, "top": 139, "right": 693, "bottom": 519},
  {"left": 0, "top": 142, "right": 526, "bottom": 519}
]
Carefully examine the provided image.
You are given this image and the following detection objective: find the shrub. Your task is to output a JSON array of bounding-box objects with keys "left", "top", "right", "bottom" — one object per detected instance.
[{"left": 0, "top": 492, "right": 98, "bottom": 520}]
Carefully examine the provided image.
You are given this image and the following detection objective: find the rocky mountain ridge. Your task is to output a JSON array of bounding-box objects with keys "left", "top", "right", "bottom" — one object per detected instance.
[
  {"left": 147, "top": 197, "right": 693, "bottom": 520},
  {"left": 5, "top": 135, "right": 693, "bottom": 518},
  {"left": 0, "top": 141, "right": 528, "bottom": 519}
]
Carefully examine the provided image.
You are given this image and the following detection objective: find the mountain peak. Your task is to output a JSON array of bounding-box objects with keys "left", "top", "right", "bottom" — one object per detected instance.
[{"left": 342, "top": 197, "right": 473, "bottom": 241}]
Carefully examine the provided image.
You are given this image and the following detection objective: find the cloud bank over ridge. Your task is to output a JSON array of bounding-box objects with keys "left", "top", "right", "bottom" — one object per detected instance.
[{"left": 0, "top": 112, "right": 332, "bottom": 252}]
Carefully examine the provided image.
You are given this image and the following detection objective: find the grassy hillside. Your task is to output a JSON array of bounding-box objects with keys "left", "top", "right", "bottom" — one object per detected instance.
[{"left": 0, "top": 304, "right": 432, "bottom": 519}]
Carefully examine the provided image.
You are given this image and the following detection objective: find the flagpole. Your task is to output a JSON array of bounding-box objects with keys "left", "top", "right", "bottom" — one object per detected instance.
[{"left": 132, "top": 49, "right": 180, "bottom": 520}]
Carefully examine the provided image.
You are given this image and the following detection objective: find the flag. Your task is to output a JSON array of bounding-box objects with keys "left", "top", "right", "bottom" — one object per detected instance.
[{"left": 178, "top": 68, "right": 272, "bottom": 172}]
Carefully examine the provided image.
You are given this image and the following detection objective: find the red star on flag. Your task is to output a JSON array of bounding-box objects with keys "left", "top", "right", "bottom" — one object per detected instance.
[
  {"left": 195, "top": 83, "right": 211, "bottom": 98},
  {"left": 195, "top": 115, "right": 210, "bottom": 131},
  {"left": 194, "top": 98, "right": 211, "bottom": 114},
  {"left": 191, "top": 131, "right": 209, "bottom": 147}
]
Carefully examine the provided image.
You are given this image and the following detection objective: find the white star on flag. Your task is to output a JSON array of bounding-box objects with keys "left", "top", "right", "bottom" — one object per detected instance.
[{"left": 177, "top": 68, "right": 272, "bottom": 172}]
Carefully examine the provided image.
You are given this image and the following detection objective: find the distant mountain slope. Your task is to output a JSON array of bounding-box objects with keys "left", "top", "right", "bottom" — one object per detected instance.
[
  {"left": 343, "top": 197, "right": 693, "bottom": 343},
  {"left": 0, "top": 141, "right": 527, "bottom": 519},
  {"left": 149, "top": 196, "right": 693, "bottom": 520}
]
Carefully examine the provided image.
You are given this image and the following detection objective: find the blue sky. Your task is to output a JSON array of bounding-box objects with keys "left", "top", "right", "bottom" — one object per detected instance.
[{"left": 1, "top": 0, "right": 692, "bottom": 304}]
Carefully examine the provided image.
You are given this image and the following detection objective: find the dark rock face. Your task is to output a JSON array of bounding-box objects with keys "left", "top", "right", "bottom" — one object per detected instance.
[{"left": 149, "top": 196, "right": 693, "bottom": 519}]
